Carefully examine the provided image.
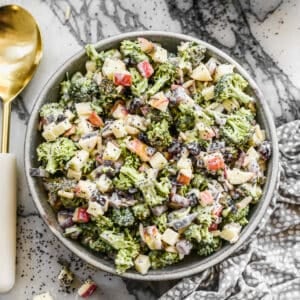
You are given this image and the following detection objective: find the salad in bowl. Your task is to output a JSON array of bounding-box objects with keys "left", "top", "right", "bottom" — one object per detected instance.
[{"left": 31, "top": 36, "right": 271, "bottom": 275}]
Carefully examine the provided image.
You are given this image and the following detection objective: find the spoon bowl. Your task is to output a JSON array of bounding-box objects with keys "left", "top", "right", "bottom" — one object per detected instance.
[{"left": 0, "top": 5, "right": 42, "bottom": 293}]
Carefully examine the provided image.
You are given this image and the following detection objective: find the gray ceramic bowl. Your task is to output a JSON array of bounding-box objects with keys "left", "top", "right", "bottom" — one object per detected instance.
[{"left": 25, "top": 31, "right": 279, "bottom": 281}]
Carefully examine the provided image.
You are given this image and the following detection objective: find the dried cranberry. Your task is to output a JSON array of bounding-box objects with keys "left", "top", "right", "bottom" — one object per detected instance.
[{"left": 258, "top": 141, "right": 271, "bottom": 160}]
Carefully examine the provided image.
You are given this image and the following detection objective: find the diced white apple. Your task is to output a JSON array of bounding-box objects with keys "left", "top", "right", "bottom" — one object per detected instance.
[
  {"left": 236, "top": 196, "right": 252, "bottom": 209},
  {"left": 111, "top": 120, "right": 128, "bottom": 138},
  {"left": 68, "top": 150, "right": 89, "bottom": 171},
  {"left": 177, "top": 157, "right": 192, "bottom": 170},
  {"left": 103, "top": 141, "right": 121, "bottom": 161},
  {"left": 87, "top": 201, "right": 106, "bottom": 217},
  {"left": 96, "top": 174, "right": 112, "bottom": 193},
  {"left": 126, "top": 138, "right": 152, "bottom": 162},
  {"left": 67, "top": 168, "right": 82, "bottom": 181},
  {"left": 102, "top": 57, "right": 126, "bottom": 80},
  {"left": 214, "top": 64, "right": 234, "bottom": 81},
  {"left": 145, "top": 168, "right": 159, "bottom": 180},
  {"left": 150, "top": 45, "right": 168, "bottom": 63},
  {"left": 33, "top": 292, "right": 54, "bottom": 300},
  {"left": 64, "top": 109, "right": 75, "bottom": 121},
  {"left": 227, "top": 168, "right": 255, "bottom": 185},
  {"left": 165, "top": 246, "right": 178, "bottom": 253},
  {"left": 58, "top": 190, "right": 74, "bottom": 199},
  {"left": 111, "top": 102, "right": 128, "bottom": 119},
  {"left": 78, "top": 133, "right": 98, "bottom": 152},
  {"left": 149, "top": 92, "right": 169, "bottom": 112},
  {"left": 52, "top": 119, "right": 72, "bottom": 137},
  {"left": 77, "top": 118, "right": 93, "bottom": 136},
  {"left": 75, "top": 102, "right": 92, "bottom": 117},
  {"left": 126, "top": 114, "right": 147, "bottom": 131},
  {"left": 143, "top": 226, "right": 162, "bottom": 250},
  {"left": 250, "top": 124, "right": 266, "bottom": 146},
  {"left": 177, "top": 168, "right": 193, "bottom": 185},
  {"left": 220, "top": 223, "right": 242, "bottom": 243},
  {"left": 161, "top": 228, "right": 179, "bottom": 246},
  {"left": 191, "top": 63, "right": 212, "bottom": 81},
  {"left": 42, "top": 123, "right": 57, "bottom": 141},
  {"left": 243, "top": 147, "right": 260, "bottom": 167},
  {"left": 201, "top": 86, "right": 215, "bottom": 101},
  {"left": 134, "top": 254, "right": 151, "bottom": 275},
  {"left": 149, "top": 152, "right": 168, "bottom": 170},
  {"left": 124, "top": 125, "right": 140, "bottom": 135},
  {"left": 138, "top": 37, "right": 154, "bottom": 53},
  {"left": 77, "top": 180, "right": 97, "bottom": 200}
]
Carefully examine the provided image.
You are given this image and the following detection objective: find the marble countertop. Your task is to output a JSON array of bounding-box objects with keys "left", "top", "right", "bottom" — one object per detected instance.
[{"left": 1, "top": 0, "right": 300, "bottom": 299}]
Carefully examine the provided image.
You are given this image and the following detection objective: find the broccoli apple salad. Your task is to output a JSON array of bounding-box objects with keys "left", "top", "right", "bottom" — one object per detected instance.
[{"left": 32, "top": 38, "right": 271, "bottom": 275}]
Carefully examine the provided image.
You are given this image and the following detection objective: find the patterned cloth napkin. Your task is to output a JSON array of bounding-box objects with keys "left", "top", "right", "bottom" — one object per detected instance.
[{"left": 161, "top": 121, "right": 300, "bottom": 300}]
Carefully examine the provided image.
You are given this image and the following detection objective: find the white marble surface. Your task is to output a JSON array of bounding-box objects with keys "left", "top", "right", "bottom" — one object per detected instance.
[{"left": 1, "top": 0, "right": 300, "bottom": 299}]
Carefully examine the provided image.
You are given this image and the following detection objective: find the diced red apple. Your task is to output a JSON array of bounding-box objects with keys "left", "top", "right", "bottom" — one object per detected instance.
[
  {"left": 199, "top": 190, "right": 214, "bottom": 206},
  {"left": 204, "top": 153, "right": 225, "bottom": 171},
  {"left": 126, "top": 138, "right": 152, "bottom": 162},
  {"left": 78, "top": 279, "right": 97, "bottom": 298},
  {"left": 212, "top": 204, "right": 223, "bottom": 217},
  {"left": 149, "top": 92, "right": 169, "bottom": 112},
  {"left": 87, "top": 112, "right": 104, "bottom": 128},
  {"left": 113, "top": 72, "right": 132, "bottom": 86},
  {"left": 137, "top": 60, "right": 154, "bottom": 78},
  {"left": 137, "top": 37, "right": 154, "bottom": 53},
  {"left": 72, "top": 207, "right": 90, "bottom": 223},
  {"left": 111, "top": 100, "right": 128, "bottom": 119},
  {"left": 208, "top": 223, "right": 218, "bottom": 232},
  {"left": 177, "top": 168, "right": 192, "bottom": 185}
]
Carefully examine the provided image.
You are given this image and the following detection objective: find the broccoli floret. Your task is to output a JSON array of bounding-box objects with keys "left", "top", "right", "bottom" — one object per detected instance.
[
  {"left": 174, "top": 103, "right": 196, "bottom": 132},
  {"left": 39, "top": 103, "right": 64, "bottom": 119},
  {"left": 192, "top": 205, "right": 213, "bottom": 226},
  {"left": 146, "top": 119, "right": 172, "bottom": 148},
  {"left": 85, "top": 44, "right": 121, "bottom": 67},
  {"left": 37, "top": 138, "right": 77, "bottom": 174},
  {"left": 68, "top": 72, "right": 99, "bottom": 102},
  {"left": 178, "top": 41, "right": 206, "bottom": 69},
  {"left": 113, "top": 173, "right": 135, "bottom": 191},
  {"left": 91, "top": 79, "right": 123, "bottom": 114},
  {"left": 130, "top": 67, "right": 148, "bottom": 96},
  {"left": 155, "top": 176, "right": 171, "bottom": 197},
  {"left": 119, "top": 166, "right": 166, "bottom": 207},
  {"left": 153, "top": 213, "right": 168, "bottom": 232},
  {"left": 94, "top": 215, "right": 114, "bottom": 230},
  {"left": 123, "top": 152, "right": 141, "bottom": 169},
  {"left": 214, "top": 73, "right": 253, "bottom": 104},
  {"left": 82, "top": 159, "right": 95, "bottom": 175},
  {"left": 132, "top": 203, "right": 151, "bottom": 221},
  {"left": 220, "top": 108, "right": 254, "bottom": 146},
  {"left": 60, "top": 197, "right": 84, "bottom": 209},
  {"left": 120, "top": 40, "right": 149, "bottom": 63},
  {"left": 115, "top": 246, "right": 139, "bottom": 274},
  {"left": 196, "top": 237, "right": 222, "bottom": 257},
  {"left": 89, "top": 238, "right": 114, "bottom": 254},
  {"left": 147, "top": 63, "right": 176, "bottom": 96},
  {"left": 100, "top": 228, "right": 140, "bottom": 273},
  {"left": 111, "top": 208, "right": 135, "bottom": 227},
  {"left": 239, "top": 183, "right": 262, "bottom": 203},
  {"left": 149, "top": 251, "right": 180, "bottom": 269},
  {"left": 191, "top": 174, "right": 208, "bottom": 191},
  {"left": 184, "top": 224, "right": 213, "bottom": 244},
  {"left": 223, "top": 206, "right": 249, "bottom": 226}
]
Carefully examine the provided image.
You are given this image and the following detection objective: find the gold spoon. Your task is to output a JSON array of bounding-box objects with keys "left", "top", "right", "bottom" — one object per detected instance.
[{"left": 0, "top": 5, "right": 42, "bottom": 292}]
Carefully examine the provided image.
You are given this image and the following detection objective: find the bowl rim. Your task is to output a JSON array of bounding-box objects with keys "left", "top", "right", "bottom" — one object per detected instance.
[{"left": 25, "top": 31, "right": 279, "bottom": 281}]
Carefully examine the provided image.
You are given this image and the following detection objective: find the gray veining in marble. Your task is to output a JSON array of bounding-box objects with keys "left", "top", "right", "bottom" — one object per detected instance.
[{"left": 1, "top": 0, "right": 300, "bottom": 299}]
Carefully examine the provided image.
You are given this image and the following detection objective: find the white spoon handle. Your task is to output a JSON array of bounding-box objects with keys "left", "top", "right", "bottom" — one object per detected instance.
[{"left": 0, "top": 154, "right": 16, "bottom": 293}]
